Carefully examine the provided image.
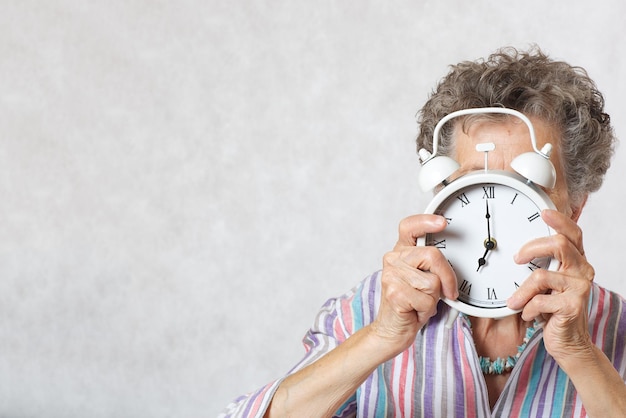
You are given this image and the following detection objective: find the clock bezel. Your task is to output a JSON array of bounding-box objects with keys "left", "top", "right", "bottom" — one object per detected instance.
[{"left": 416, "top": 170, "right": 561, "bottom": 318}]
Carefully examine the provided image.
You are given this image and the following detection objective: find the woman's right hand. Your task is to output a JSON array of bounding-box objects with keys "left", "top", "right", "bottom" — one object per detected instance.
[
  {"left": 371, "top": 214, "right": 459, "bottom": 357},
  {"left": 266, "top": 214, "right": 459, "bottom": 417}
]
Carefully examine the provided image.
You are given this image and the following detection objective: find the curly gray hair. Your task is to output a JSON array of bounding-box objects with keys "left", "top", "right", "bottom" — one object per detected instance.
[{"left": 416, "top": 46, "right": 616, "bottom": 207}]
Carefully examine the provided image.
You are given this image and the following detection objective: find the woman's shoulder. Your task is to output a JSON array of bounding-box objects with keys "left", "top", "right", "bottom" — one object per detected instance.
[
  {"left": 588, "top": 282, "right": 626, "bottom": 356},
  {"left": 589, "top": 282, "right": 626, "bottom": 318},
  {"left": 310, "top": 270, "right": 383, "bottom": 338}
]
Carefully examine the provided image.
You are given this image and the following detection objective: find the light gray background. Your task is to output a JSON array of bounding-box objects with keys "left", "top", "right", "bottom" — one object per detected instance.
[{"left": 1, "top": 1, "right": 625, "bottom": 417}]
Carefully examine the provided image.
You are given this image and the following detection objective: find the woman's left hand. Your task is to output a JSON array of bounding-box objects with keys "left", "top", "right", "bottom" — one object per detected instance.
[{"left": 507, "top": 208, "right": 595, "bottom": 364}]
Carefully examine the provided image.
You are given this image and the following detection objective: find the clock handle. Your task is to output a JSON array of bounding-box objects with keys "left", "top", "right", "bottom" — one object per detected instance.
[{"left": 444, "top": 308, "right": 460, "bottom": 329}]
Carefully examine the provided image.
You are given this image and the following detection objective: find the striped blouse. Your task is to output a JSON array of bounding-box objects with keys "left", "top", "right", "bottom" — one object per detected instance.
[{"left": 220, "top": 270, "right": 626, "bottom": 417}]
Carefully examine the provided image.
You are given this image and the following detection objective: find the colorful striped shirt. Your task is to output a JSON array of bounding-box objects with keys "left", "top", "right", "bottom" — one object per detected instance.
[{"left": 220, "top": 270, "right": 626, "bottom": 417}]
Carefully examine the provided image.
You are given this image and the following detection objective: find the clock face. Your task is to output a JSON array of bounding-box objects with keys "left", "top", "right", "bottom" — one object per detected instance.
[{"left": 419, "top": 171, "right": 559, "bottom": 317}]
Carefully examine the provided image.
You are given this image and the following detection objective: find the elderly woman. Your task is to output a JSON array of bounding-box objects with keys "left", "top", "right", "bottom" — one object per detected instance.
[{"left": 221, "top": 47, "right": 626, "bottom": 417}]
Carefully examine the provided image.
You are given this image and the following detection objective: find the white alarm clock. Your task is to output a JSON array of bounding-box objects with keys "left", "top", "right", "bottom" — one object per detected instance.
[{"left": 416, "top": 107, "right": 560, "bottom": 322}]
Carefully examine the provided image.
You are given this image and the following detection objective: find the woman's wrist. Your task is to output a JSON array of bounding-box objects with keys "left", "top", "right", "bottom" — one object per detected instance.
[
  {"left": 365, "top": 321, "right": 418, "bottom": 362},
  {"left": 550, "top": 337, "right": 596, "bottom": 374}
]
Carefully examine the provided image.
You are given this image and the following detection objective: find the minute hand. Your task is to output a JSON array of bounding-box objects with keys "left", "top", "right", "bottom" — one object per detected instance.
[
  {"left": 477, "top": 200, "right": 496, "bottom": 271},
  {"left": 485, "top": 200, "right": 491, "bottom": 241}
]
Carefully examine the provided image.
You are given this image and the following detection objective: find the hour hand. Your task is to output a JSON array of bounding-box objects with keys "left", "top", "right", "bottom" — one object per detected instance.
[
  {"left": 476, "top": 238, "right": 496, "bottom": 271},
  {"left": 477, "top": 248, "right": 489, "bottom": 271}
]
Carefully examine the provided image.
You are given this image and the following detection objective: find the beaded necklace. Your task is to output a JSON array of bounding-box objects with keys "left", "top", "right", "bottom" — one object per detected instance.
[{"left": 463, "top": 314, "right": 538, "bottom": 375}]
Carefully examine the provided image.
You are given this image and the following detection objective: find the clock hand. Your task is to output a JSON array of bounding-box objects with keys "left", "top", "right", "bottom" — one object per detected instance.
[
  {"left": 485, "top": 200, "right": 491, "bottom": 241},
  {"left": 477, "top": 247, "right": 489, "bottom": 271},
  {"left": 477, "top": 200, "right": 497, "bottom": 271},
  {"left": 476, "top": 238, "right": 497, "bottom": 272}
]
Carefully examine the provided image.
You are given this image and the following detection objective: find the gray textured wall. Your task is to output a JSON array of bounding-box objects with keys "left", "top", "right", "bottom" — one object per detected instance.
[{"left": 1, "top": 1, "right": 625, "bottom": 417}]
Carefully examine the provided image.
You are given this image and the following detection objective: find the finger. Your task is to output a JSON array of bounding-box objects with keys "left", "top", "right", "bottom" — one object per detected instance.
[
  {"left": 386, "top": 283, "right": 440, "bottom": 326},
  {"left": 384, "top": 246, "right": 459, "bottom": 300},
  {"left": 396, "top": 214, "right": 447, "bottom": 247},
  {"left": 401, "top": 266, "right": 442, "bottom": 297},
  {"left": 514, "top": 232, "right": 588, "bottom": 272},
  {"left": 519, "top": 290, "right": 589, "bottom": 323},
  {"left": 514, "top": 234, "right": 595, "bottom": 285},
  {"left": 541, "top": 209, "right": 585, "bottom": 255},
  {"left": 508, "top": 267, "right": 592, "bottom": 312},
  {"left": 384, "top": 269, "right": 440, "bottom": 305},
  {"left": 519, "top": 294, "right": 555, "bottom": 322},
  {"left": 508, "top": 268, "right": 565, "bottom": 310}
]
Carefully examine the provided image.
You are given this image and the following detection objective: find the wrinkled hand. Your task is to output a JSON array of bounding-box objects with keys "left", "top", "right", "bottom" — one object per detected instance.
[
  {"left": 371, "top": 214, "right": 458, "bottom": 357},
  {"left": 508, "top": 209, "right": 595, "bottom": 364}
]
